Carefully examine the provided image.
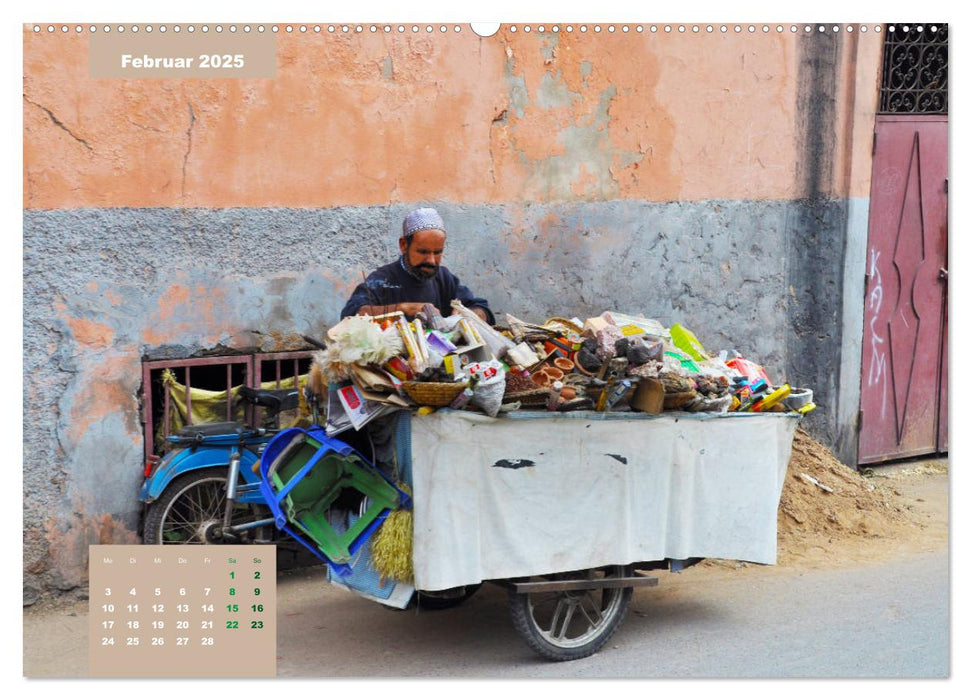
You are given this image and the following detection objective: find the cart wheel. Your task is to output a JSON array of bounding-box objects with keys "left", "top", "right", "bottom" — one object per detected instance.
[{"left": 508, "top": 565, "right": 633, "bottom": 661}]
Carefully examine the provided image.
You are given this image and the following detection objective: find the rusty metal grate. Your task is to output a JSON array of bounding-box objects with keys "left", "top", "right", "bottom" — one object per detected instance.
[
  {"left": 879, "top": 23, "right": 948, "bottom": 115},
  {"left": 141, "top": 351, "right": 314, "bottom": 460},
  {"left": 253, "top": 351, "right": 315, "bottom": 427}
]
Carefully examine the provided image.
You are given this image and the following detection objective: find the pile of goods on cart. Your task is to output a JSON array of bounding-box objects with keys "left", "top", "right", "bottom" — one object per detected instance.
[{"left": 311, "top": 300, "right": 816, "bottom": 433}]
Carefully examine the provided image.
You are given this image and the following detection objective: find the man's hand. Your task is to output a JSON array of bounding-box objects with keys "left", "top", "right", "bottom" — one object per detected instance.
[
  {"left": 356, "top": 302, "right": 439, "bottom": 318},
  {"left": 397, "top": 302, "right": 433, "bottom": 317}
]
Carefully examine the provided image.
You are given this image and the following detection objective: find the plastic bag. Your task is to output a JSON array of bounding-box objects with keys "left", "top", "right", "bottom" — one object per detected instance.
[
  {"left": 465, "top": 360, "right": 504, "bottom": 382},
  {"left": 603, "top": 312, "right": 670, "bottom": 339},
  {"left": 669, "top": 323, "right": 710, "bottom": 362},
  {"left": 471, "top": 372, "right": 506, "bottom": 418},
  {"left": 726, "top": 356, "right": 771, "bottom": 384}
]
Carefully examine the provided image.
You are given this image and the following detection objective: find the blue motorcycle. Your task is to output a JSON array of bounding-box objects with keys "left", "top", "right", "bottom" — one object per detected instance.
[{"left": 140, "top": 385, "right": 304, "bottom": 547}]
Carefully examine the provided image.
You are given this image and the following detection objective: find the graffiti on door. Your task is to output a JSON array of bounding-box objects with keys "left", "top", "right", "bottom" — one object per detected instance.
[{"left": 859, "top": 116, "right": 947, "bottom": 464}]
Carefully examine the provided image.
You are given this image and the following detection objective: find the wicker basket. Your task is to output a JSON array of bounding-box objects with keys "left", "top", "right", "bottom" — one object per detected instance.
[{"left": 402, "top": 381, "right": 469, "bottom": 407}]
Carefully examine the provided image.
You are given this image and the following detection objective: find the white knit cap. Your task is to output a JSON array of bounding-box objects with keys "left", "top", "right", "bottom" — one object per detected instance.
[{"left": 402, "top": 207, "right": 446, "bottom": 237}]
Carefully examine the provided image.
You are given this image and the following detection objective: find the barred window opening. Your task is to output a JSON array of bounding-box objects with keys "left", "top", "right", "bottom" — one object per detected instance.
[
  {"left": 141, "top": 352, "right": 314, "bottom": 458},
  {"left": 879, "top": 23, "right": 948, "bottom": 115}
]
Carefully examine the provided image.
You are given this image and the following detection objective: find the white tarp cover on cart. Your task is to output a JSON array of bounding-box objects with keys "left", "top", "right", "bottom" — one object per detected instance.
[{"left": 410, "top": 411, "right": 799, "bottom": 591}]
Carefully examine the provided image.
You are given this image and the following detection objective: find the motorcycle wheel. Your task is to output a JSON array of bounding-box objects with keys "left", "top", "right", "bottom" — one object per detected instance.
[
  {"left": 142, "top": 467, "right": 268, "bottom": 545},
  {"left": 508, "top": 565, "right": 633, "bottom": 661}
]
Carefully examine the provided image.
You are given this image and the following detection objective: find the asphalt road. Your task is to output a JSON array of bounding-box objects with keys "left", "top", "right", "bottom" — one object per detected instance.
[
  {"left": 23, "top": 465, "right": 950, "bottom": 680},
  {"left": 21, "top": 548, "right": 949, "bottom": 679},
  {"left": 270, "top": 549, "right": 948, "bottom": 678}
]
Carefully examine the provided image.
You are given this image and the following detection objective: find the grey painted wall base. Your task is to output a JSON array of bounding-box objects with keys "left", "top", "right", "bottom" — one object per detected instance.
[
  {"left": 23, "top": 198, "right": 861, "bottom": 599},
  {"left": 835, "top": 197, "right": 871, "bottom": 466}
]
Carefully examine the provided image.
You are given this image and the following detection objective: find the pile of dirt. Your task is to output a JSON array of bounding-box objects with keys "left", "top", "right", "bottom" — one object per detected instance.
[{"left": 775, "top": 429, "right": 923, "bottom": 565}]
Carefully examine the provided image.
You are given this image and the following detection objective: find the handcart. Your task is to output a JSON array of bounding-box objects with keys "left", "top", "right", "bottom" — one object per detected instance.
[{"left": 260, "top": 408, "right": 800, "bottom": 661}]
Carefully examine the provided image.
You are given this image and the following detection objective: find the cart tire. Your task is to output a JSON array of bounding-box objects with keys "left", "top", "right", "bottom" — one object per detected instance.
[
  {"left": 508, "top": 565, "right": 633, "bottom": 661},
  {"left": 416, "top": 584, "right": 483, "bottom": 611},
  {"left": 143, "top": 468, "right": 268, "bottom": 545}
]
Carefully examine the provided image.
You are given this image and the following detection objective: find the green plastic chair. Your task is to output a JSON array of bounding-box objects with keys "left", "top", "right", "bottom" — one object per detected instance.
[{"left": 260, "top": 427, "right": 405, "bottom": 571}]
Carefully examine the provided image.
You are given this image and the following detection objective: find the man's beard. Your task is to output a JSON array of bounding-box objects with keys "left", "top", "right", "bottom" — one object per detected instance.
[{"left": 402, "top": 255, "right": 438, "bottom": 280}]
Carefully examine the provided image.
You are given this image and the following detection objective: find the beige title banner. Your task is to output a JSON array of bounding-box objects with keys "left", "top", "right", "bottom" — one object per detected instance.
[{"left": 90, "top": 29, "right": 276, "bottom": 78}]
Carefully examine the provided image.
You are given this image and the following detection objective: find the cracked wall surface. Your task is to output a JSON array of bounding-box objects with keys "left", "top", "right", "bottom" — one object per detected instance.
[
  {"left": 23, "top": 27, "right": 882, "bottom": 601},
  {"left": 24, "top": 29, "right": 878, "bottom": 208}
]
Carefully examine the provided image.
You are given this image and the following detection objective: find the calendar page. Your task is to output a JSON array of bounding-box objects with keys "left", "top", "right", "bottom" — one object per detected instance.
[
  {"left": 21, "top": 15, "right": 921, "bottom": 679},
  {"left": 88, "top": 546, "right": 276, "bottom": 677}
]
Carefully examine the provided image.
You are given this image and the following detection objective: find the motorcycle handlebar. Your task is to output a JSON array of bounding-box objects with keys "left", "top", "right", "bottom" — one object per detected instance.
[{"left": 302, "top": 334, "right": 327, "bottom": 350}]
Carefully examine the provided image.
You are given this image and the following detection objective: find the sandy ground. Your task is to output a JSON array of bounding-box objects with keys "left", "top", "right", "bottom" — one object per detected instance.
[{"left": 21, "top": 448, "right": 949, "bottom": 678}]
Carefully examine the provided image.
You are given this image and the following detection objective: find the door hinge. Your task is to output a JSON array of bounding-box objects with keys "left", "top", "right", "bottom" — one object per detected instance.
[
  {"left": 872, "top": 132, "right": 878, "bottom": 155},
  {"left": 945, "top": 178, "right": 948, "bottom": 194},
  {"left": 858, "top": 409, "right": 863, "bottom": 429}
]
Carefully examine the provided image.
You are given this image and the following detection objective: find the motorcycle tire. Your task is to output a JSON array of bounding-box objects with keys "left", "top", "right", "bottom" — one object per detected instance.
[{"left": 142, "top": 467, "right": 269, "bottom": 545}]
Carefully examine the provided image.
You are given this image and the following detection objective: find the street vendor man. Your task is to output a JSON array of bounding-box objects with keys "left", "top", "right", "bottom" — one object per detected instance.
[{"left": 340, "top": 207, "right": 495, "bottom": 324}]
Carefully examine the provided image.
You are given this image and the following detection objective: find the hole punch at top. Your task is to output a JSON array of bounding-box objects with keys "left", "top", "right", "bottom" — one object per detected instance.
[{"left": 470, "top": 22, "right": 499, "bottom": 38}]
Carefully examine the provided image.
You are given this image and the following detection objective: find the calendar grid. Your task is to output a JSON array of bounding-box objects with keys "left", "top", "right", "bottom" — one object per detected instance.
[{"left": 89, "top": 545, "right": 276, "bottom": 677}]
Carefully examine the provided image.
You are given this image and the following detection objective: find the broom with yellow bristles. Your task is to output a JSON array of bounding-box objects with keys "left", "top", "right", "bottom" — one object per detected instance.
[{"left": 370, "top": 482, "right": 414, "bottom": 583}]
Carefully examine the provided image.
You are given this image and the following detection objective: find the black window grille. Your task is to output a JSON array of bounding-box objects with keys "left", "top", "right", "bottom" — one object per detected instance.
[{"left": 879, "top": 23, "right": 948, "bottom": 115}]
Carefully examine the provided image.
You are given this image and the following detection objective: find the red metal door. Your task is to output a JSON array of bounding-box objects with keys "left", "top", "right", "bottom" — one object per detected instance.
[{"left": 859, "top": 116, "right": 948, "bottom": 464}]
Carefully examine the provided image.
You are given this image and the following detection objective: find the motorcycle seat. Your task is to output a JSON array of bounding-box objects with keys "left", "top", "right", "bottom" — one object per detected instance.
[
  {"left": 175, "top": 422, "right": 245, "bottom": 438},
  {"left": 238, "top": 386, "right": 300, "bottom": 413}
]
